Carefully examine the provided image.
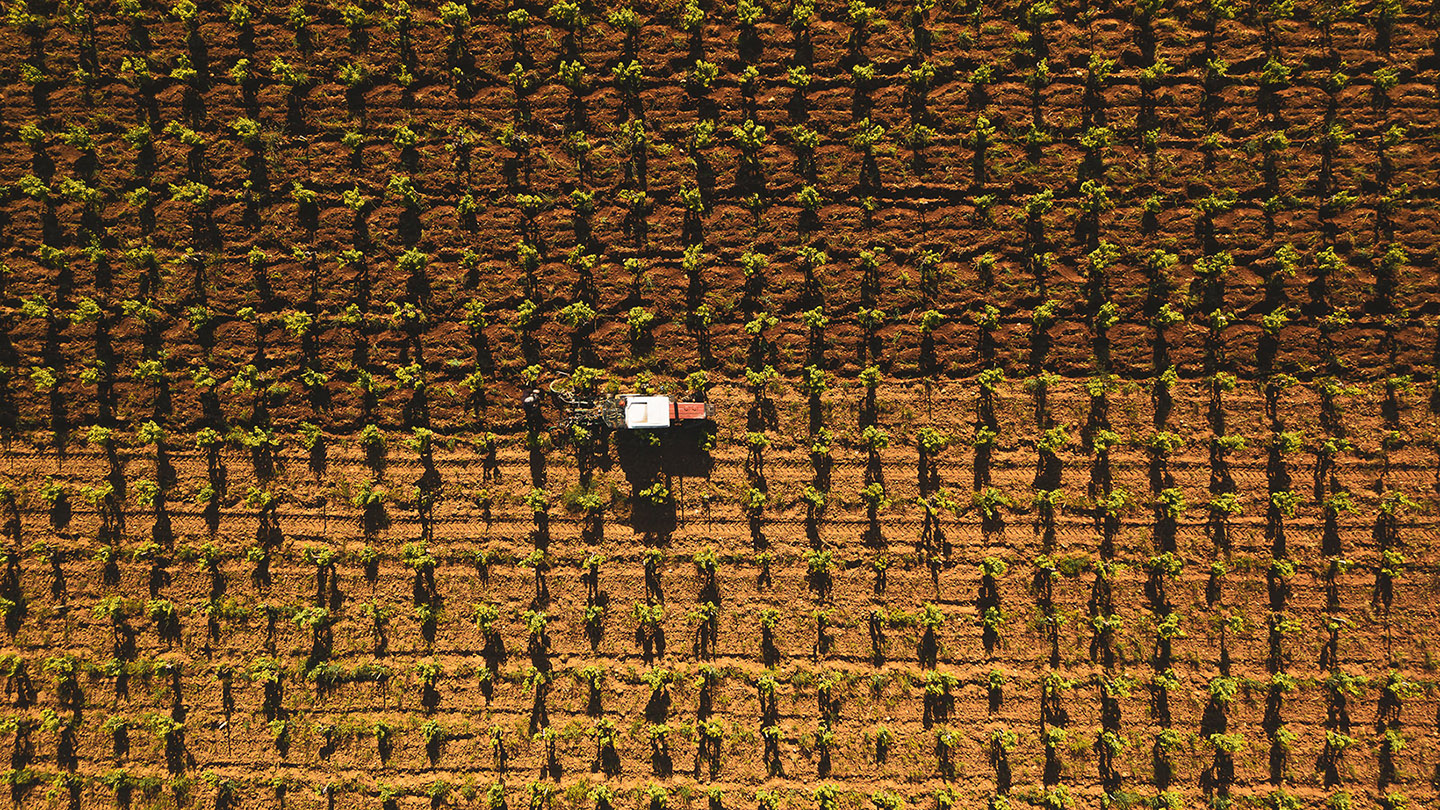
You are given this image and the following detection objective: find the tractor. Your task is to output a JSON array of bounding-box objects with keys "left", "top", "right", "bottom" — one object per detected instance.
[{"left": 523, "top": 374, "right": 715, "bottom": 432}]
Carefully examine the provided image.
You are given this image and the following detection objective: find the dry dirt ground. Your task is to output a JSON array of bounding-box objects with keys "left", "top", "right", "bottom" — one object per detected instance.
[{"left": 0, "top": 0, "right": 1439, "bottom": 809}]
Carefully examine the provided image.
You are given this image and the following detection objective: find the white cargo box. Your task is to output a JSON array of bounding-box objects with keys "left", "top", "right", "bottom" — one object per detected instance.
[{"left": 623, "top": 396, "right": 672, "bottom": 428}]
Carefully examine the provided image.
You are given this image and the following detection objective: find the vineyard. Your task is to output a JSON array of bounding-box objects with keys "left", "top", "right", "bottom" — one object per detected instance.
[{"left": 1, "top": 0, "right": 1439, "bottom": 808}]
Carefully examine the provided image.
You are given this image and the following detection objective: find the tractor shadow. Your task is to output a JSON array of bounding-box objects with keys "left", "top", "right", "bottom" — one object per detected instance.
[{"left": 614, "top": 424, "right": 716, "bottom": 537}]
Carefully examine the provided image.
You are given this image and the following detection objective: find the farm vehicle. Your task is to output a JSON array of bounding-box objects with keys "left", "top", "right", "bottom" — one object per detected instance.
[{"left": 523, "top": 375, "right": 715, "bottom": 432}]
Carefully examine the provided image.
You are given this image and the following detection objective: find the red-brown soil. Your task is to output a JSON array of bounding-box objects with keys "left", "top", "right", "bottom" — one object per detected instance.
[{"left": 0, "top": 1, "right": 1439, "bottom": 809}]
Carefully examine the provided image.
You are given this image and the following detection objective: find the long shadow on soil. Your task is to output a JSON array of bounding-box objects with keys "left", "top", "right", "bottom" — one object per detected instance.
[{"left": 615, "top": 425, "right": 715, "bottom": 537}]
